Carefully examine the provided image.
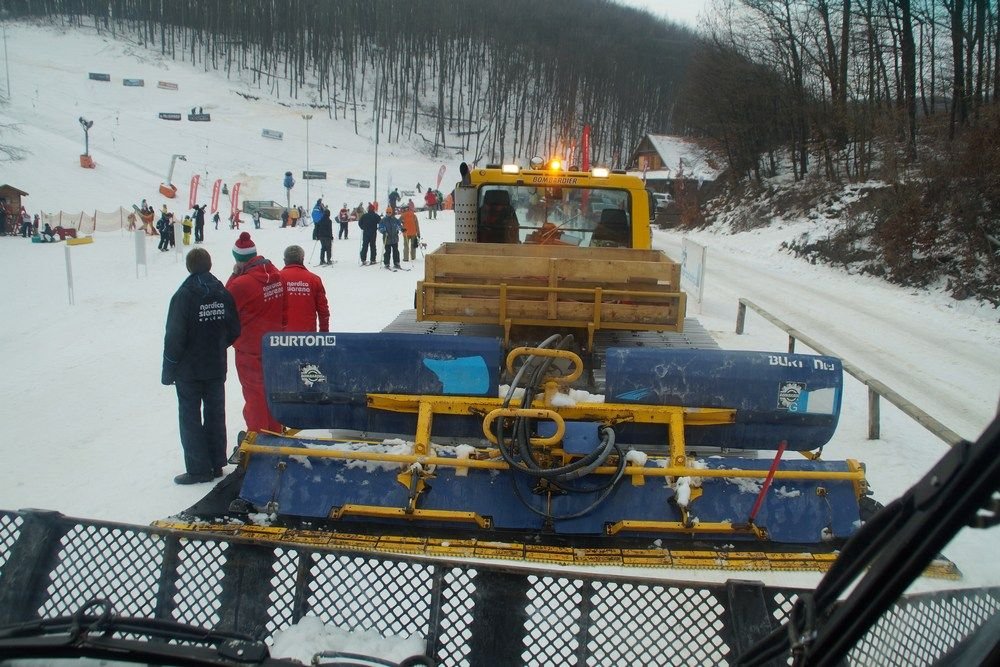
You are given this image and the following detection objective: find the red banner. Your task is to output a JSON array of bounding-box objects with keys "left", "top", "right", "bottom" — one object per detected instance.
[
  {"left": 436, "top": 164, "right": 446, "bottom": 189},
  {"left": 210, "top": 179, "right": 222, "bottom": 213},
  {"left": 230, "top": 182, "right": 241, "bottom": 213},
  {"left": 188, "top": 174, "right": 201, "bottom": 209}
]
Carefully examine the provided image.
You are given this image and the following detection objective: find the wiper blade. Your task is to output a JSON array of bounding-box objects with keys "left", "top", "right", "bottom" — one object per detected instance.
[{"left": 0, "top": 598, "right": 299, "bottom": 666}]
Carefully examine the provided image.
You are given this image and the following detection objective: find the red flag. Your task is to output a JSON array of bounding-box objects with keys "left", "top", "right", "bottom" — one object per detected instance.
[
  {"left": 210, "top": 179, "right": 222, "bottom": 213},
  {"left": 436, "top": 165, "right": 446, "bottom": 189},
  {"left": 188, "top": 174, "right": 201, "bottom": 209},
  {"left": 230, "top": 182, "right": 241, "bottom": 213}
]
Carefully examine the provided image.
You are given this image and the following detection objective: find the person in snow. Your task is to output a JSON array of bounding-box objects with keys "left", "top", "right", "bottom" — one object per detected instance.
[
  {"left": 161, "top": 247, "right": 241, "bottom": 485},
  {"left": 212, "top": 211, "right": 221, "bottom": 230},
  {"left": 193, "top": 204, "right": 207, "bottom": 242},
  {"left": 156, "top": 211, "right": 172, "bottom": 252},
  {"left": 400, "top": 203, "right": 421, "bottom": 262},
  {"left": 423, "top": 189, "right": 438, "bottom": 219},
  {"left": 19, "top": 207, "right": 31, "bottom": 237},
  {"left": 288, "top": 206, "right": 300, "bottom": 228},
  {"left": 337, "top": 203, "right": 350, "bottom": 240},
  {"left": 252, "top": 210, "right": 262, "bottom": 229},
  {"left": 311, "top": 199, "right": 325, "bottom": 226},
  {"left": 358, "top": 203, "right": 381, "bottom": 265},
  {"left": 181, "top": 215, "right": 194, "bottom": 245},
  {"left": 280, "top": 245, "right": 330, "bottom": 332},
  {"left": 388, "top": 188, "right": 401, "bottom": 211},
  {"left": 40, "top": 222, "right": 56, "bottom": 243},
  {"left": 313, "top": 207, "right": 334, "bottom": 265},
  {"left": 225, "top": 232, "right": 284, "bottom": 434},
  {"left": 379, "top": 207, "right": 404, "bottom": 269}
]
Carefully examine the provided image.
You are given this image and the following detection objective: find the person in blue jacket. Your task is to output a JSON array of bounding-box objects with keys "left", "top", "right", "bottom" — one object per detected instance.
[
  {"left": 161, "top": 248, "right": 241, "bottom": 484},
  {"left": 379, "top": 207, "right": 403, "bottom": 269}
]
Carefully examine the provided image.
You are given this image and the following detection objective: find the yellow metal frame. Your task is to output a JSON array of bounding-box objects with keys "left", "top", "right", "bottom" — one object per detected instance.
[{"left": 152, "top": 519, "right": 961, "bottom": 578}]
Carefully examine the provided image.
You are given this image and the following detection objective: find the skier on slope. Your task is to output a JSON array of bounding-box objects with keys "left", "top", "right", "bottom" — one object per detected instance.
[
  {"left": 358, "top": 203, "right": 381, "bottom": 266},
  {"left": 379, "top": 207, "right": 403, "bottom": 270},
  {"left": 312, "top": 207, "right": 334, "bottom": 266}
]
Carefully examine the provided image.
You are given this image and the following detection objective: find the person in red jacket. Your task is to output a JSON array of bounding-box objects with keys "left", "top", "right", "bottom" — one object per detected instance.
[
  {"left": 225, "top": 232, "right": 284, "bottom": 434},
  {"left": 423, "top": 189, "right": 438, "bottom": 219},
  {"left": 280, "top": 245, "right": 330, "bottom": 332}
]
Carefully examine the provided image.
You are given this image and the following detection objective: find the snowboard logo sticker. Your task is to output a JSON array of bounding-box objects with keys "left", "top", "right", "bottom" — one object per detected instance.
[
  {"left": 300, "top": 363, "right": 327, "bottom": 387},
  {"left": 777, "top": 381, "right": 806, "bottom": 412}
]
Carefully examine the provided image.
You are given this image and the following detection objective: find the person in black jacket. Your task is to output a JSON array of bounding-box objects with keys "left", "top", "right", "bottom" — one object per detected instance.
[
  {"left": 192, "top": 204, "right": 207, "bottom": 243},
  {"left": 358, "top": 203, "right": 381, "bottom": 265},
  {"left": 313, "top": 208, "right": 334, "bottom": 265},
  {"left": 162, "top": 248, "right": 241, "bottom": 484}
]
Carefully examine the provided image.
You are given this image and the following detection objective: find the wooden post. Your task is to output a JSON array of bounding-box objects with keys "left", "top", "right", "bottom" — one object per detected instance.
[
  {"left": 788, "top": 336, "right": 796, "bottom": 353},
  {"left": 868, "top": 386, "right": 881, "bottom": 440},
  {"left": 736, "top": 300, "right": 747, "bottom": 334}
]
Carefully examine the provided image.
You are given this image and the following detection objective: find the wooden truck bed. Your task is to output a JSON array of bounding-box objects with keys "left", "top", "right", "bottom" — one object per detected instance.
[{"left": 416, "top": 243, "right": 686, "bottom": 348}]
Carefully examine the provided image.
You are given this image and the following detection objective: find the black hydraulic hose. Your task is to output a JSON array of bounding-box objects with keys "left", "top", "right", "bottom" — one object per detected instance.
[{"left": 510, "top": 442, "right": 628, "bottom": 521}]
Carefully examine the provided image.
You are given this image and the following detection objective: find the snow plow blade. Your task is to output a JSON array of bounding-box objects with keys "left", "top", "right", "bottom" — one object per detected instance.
[{"left": 214, "top": 333, "right": 867, "bottom": 557}]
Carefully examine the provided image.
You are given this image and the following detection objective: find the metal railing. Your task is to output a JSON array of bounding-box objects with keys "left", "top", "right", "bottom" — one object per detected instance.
[{"left": 735, "top": 298, "right": 963, "bottom": 446}]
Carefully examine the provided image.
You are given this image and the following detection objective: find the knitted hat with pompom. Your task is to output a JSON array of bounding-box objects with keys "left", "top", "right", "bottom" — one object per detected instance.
[{"left": 232, "top": 231, "right": 257, "bottom": 262}]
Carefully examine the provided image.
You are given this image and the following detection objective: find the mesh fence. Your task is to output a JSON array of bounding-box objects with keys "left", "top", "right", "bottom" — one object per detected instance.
[
  {"left": 0, "top": 509, "right": 996, "bottom": 666},
  {"left": 39, "top": 208, "right": 131, "bottom": 233}
]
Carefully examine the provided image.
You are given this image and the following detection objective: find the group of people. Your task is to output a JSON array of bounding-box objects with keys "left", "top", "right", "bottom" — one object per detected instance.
[
  {"left": 356, "top": 202, "right": 421, "bottom": 268},
  {"left": 154, "top": 201, "right": 211, "bottom": 251},
  {"left": 1, "top": 204, "right": 49, "bottom": 239},
  {"left": 161, "top": 233, "right": 330, "bottom": 484},
  {"left": 307, "top": 198, "right": 422, "bottom": 270}
]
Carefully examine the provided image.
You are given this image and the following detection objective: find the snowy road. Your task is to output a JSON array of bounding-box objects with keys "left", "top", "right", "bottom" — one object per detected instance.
[{"left": 657, "top": 227, "right": 1000, "bottom": 444}]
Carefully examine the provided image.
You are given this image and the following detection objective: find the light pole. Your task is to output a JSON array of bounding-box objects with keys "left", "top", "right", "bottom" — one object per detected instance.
[
  {"left": 302, "top": 114, "right": 313, "bottom": 209},
  {"left": 372, "top": 47, "right": 383, "bottom": 208}
]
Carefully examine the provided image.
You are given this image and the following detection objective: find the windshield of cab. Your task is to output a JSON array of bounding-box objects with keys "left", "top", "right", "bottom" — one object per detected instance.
[{"left": 477, "top": 184, "right": 632, "bottom": 248}]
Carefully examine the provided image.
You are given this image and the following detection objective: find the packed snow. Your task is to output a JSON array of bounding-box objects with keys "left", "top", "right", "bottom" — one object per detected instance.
[{"left": 0, "top": 19, "right": 998, "bottom": 662}]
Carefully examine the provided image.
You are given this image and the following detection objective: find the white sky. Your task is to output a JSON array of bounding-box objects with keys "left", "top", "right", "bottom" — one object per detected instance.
[
  {"left": 614, "top": 0, "right": 711, "bottom": 28},
  {"left": 0, "top": 22, "right": 998, "bottom": 660}
]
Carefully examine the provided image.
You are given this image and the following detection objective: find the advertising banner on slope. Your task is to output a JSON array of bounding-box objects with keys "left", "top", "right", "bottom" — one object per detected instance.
[
  {"left": 435, "top": 165, "right": 446, "bottom": 189},
  {"left": 211, "top": 179, "right": 222, "bottom": 213},
  {"left": 230, "top": 182, "right": 241, "bottom": 214},
  {"left": 189, "top": 174, "right": 201, "bottom": 209},
  {"left": 680, "top": 237, "right": 707, "bottom": 312}
]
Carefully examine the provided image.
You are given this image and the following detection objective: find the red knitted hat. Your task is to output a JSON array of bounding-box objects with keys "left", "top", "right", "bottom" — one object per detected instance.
[{"left": 232, "top": 232, "right": 257, "bottom": 262}]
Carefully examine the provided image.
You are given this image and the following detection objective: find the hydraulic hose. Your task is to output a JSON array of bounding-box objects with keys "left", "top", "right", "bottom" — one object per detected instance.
[{"left": 493, "top": 334, "right": 627, "bottom": 520}]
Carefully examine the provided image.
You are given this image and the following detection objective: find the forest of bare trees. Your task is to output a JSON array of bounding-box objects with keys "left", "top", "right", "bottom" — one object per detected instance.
[
  {"left": 677, "top": 0, "right": 1000, "bottom": 182},
  {"left": 676, "top": 0, "right": 1000, "bottom": 303},
  {"left": 2, "top": 0, "right": 698, "bottom": 167}
]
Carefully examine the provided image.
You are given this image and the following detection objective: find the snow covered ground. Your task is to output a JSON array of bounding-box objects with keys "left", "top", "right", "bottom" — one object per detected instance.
[{"left": 0, "top": 20, "right": 998, "bottom": 657}]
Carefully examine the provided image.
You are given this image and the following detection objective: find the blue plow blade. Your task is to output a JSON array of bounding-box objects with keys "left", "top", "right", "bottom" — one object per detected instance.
[
  {"left": 604, "top": 348, "right": 843, "bottom": 450},
  {"left": 262, "top": 332, "right": 502, "bottom": 436},
  {"left": 242, "top": 334, "right": 857, "bottom": 542},
  {"left": 239, "top": 433, "right": 860, "bottom": 544}
]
